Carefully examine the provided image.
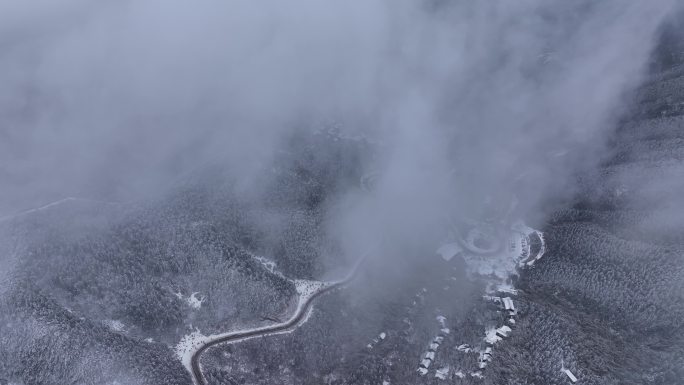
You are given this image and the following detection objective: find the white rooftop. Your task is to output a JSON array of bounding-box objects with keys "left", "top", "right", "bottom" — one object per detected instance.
[
  {"left": 563, "top": 368, "right": 578, "bottom": 383},
  {"left": 503, "top": 297, "right": 515, "bottom": 311},
  {"left": 496, "top": 325, "right": 512, "bottom": 338},
  {"left": 485, "top": 327, "right": 502, "bottom": 344}
]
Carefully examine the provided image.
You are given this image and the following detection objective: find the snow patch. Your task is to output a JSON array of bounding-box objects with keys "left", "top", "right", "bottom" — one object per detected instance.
[
  {"left": 436, "top": 243, "right": 462, "bottom": 261},
  {"left": 175, "top": 328, "right": 209, "bottom": 373},
  {"left": 188, "top": 292, "right": 205, "bottom": 309},
  {"left": 174, "top": 291, "right": 205, "bottom": 310},
  {"left": 104, "top": 320, "right": 126, "bottom": 332},
  {"left": 253, "top": 255, "right": 279, "bottom": 275},
  {"left": 294, "top": 279, "right": 332, "bottom": 312}
]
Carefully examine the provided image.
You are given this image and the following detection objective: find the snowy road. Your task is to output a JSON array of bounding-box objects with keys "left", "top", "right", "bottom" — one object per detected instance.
[{"left": 188, "top": 255, "right": 367, "bottom": 385}]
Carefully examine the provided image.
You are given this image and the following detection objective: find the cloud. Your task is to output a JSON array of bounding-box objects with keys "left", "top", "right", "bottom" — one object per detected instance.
[{"left": 0, "top": 0, "right": 676, "bottom": 262}]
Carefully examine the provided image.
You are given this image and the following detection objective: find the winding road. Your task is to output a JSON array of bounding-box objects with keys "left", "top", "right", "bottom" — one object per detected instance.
[{"left": 189, "top": 256, "right": 367, "bottom": 385}]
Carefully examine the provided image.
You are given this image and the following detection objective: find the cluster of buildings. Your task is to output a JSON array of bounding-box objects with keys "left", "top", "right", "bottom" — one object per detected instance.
[
  {"left": 417, "top": 315, "right": 451, "bottom": 376},
  {"left": 366, "top": 331, "right": 387, "bottom": 350},
  {"left": 471, "top": 294, "right": 518, "bottom": 378},
  {"left": 433, "top": 220, "right": 556, "bottom": 381}
]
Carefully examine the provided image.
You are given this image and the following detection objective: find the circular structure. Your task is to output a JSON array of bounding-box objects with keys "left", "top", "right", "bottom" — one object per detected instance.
[{"left": 455, "top": 224, "right": 505, "bottom": 256}]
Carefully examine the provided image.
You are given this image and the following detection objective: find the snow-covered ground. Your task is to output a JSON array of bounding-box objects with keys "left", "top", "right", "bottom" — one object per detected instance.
[
  {"left": 294, "top": 279, "right": 333, "bottom": 303},
  {"left": 175, "top": 328, "right": 210, "bottom": 372}
]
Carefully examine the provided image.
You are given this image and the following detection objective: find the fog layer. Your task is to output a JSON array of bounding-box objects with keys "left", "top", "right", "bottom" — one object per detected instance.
[{"left": 0, "top": 1, "right": 676, "bottom": 259}]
